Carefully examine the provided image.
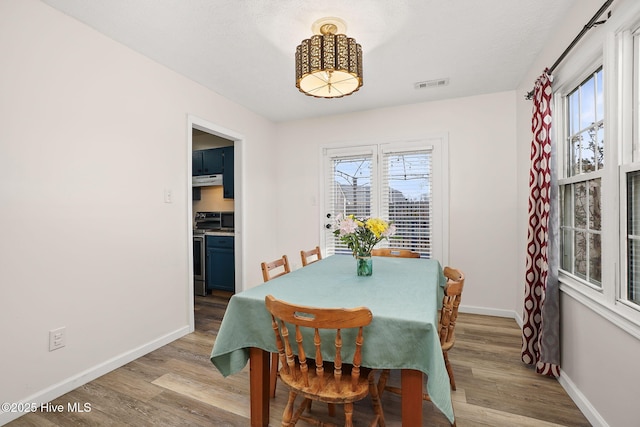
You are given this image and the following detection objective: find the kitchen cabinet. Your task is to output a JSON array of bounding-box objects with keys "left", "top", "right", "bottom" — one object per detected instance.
[
  {"left": 192, "top": 148, "right": 223, "bottom": 176},
  {"left": 192, "top": 146, "right": 233, "bottom": 199},
  {"left": 206, "top": 235, "right": 234, "bottom": 292},
  {"left": 222, "top": 146, "right": 234, "bottom": 199}
]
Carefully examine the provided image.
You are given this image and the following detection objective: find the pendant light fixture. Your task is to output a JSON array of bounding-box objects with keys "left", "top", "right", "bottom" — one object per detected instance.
[{"left": 295, "top": 17, "right": 363, "bottom": 98}]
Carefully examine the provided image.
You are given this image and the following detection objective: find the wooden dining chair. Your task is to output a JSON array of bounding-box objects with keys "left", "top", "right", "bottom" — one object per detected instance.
[
  {"left": 371, "top": 248, "right": 420, "bottom": 258},
  {"left": 261, "top": 254, "right": 291, "bottom": 282},
  {"left": 300, "top": 246, "right": 322, "bottom": 266},
  {"left": 440, "top": 266, "right": 465, "bottom": 391},
  {"left": 260, "top": 254, "right": 291, "bottom": 398},
  {"left": 265, "top": 295, "right": 385, "bottom": 427},
  {"left": 377, "top": 266, "right": 464, "bottom": 420}
]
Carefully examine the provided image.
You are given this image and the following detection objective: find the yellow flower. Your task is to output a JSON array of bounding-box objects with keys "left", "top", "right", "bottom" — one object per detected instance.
[{"left": 365, "top": 218, "right": 388, "bottom": 238}]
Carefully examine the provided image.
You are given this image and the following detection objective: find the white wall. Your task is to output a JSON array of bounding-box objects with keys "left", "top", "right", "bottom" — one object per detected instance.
[
  {"left": 275, "top": 92, "right": 519, "bottom": 315},
  {"left": 560, "top": 295, "right": 640, "bottom": 426},
  {"left": 0, "top": 1, "right": 277, "bottom": 423},
  {"left": 4, "top": 0, "right": 634, "bottom": 425},
  {"left": 515, "top": 0, "right": 640, "bottom": 425}
]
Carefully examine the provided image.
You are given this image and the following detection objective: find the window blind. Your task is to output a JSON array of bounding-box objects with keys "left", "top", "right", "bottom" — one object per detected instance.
[
  {"left": 381, "top": 149, "right": 432, "bottom": 257},
  {"left": 325, "top": 152, "right": 374, "bottom": 255}
]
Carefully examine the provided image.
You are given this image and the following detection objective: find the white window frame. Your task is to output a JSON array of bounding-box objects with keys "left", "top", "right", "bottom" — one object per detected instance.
[
  {"left": 618, "top": 26, "right": 640, "bottom": 316},
  {"left": 620, "top": 163, "right": 640, "bottom": 310},
  {"left": 552, "top": 5, "right": 640, "bottom": 338},
  {"left": 320, "top": 136, "right": 449, "bottom": 266},
  {"left": 557, "top": 67, "right": 605, "bottom": 291}
]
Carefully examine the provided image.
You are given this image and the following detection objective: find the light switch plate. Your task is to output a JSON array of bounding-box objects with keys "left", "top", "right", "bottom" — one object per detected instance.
[{"left": 49, "top": 327, "right": 66, "bottom": 351}]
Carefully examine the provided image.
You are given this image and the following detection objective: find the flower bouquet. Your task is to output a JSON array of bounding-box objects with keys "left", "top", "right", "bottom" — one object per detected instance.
[{"left": 333, "top": 214, "right": 396, "bottom": 276}]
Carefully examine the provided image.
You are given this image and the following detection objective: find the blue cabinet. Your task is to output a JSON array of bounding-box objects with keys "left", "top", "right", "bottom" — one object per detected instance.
[
  {"left": 222, "top": 146, "right": 234, "bottom": 199},
  {"left": 192, "top": 146, "right": 234, "bottom": 199},
  {"left": 206, "top": 235, "right": 235, "bottom": 292},
  {"left": 193, "top": 148, "right": 223, "bottom": 176}
]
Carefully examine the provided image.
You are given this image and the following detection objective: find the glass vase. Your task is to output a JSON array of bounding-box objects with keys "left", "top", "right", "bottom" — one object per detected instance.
[{"left": 356, "top": 253, "right": 373, "bottom": 276}]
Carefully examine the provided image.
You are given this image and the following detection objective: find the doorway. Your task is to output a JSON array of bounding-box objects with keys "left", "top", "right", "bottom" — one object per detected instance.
[{"left": 187, "top": 115, "right": 243, "bottom": 333}]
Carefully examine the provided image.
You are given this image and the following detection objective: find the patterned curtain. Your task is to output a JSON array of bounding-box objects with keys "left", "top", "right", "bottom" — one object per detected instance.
[{"left": 521, "top": 70, "right": 560, "bottom": 377}]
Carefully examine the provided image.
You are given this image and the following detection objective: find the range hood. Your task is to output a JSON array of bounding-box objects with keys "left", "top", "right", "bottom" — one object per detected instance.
[{"left": 192, "top": 174, "right": 222, "bottom": 187}]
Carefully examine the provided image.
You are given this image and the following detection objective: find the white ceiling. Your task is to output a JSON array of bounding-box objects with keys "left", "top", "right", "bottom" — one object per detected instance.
[{"left": 40, "top": 0, "right": 577, "bottom": 122}]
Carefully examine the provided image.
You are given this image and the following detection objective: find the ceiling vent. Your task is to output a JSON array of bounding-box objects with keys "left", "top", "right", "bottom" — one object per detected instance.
[{"left": 414, "top": 78, "right": 449, "bottom": 90}]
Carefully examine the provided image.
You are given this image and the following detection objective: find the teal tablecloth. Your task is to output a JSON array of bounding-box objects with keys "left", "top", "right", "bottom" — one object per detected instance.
[{"left": 210, "top": 255, "right": 454, "bottom": 423}]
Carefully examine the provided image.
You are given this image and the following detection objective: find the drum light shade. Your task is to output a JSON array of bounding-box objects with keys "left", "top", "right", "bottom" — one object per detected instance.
[{"left": 295, "top": 19, "right": 363, "bottom": 98}]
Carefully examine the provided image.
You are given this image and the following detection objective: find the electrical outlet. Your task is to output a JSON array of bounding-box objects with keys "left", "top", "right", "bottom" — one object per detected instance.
[
  {"left": 49, "top": 327, "right": 66, "bottom": 351},
  {"left": 164, "top": 189, "right": 173, "bottom": 204}
]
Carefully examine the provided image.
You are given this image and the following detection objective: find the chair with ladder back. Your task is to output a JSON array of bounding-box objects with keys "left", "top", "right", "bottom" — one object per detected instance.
[
  {"left": 300, "top": 246, "right": 322, "bottom": 267},
  {"left": 260, "top": 255, "right": 292, "bottom": 397},
  {"left": 261, "top": 254, "right": 291, "bottom": 282},
  {"left": 370, "top": 248, "right": 420, "bottom": 258}
]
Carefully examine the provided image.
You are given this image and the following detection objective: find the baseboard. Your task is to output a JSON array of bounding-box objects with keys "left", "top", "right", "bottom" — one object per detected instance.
[
  {"left": 459, "top": 304, "right": 518, "bottom": 321},
  {"left": 0, "top": 326, "right": 190, "bottom": 426},
  {"left": 558, "top": 368, "right": 609, "bottom": 427}
]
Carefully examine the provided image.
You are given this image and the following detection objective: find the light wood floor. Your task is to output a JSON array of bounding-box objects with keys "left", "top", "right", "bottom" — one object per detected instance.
[{"left": 8, "top": 292, "right": 590, "bottom": 426}]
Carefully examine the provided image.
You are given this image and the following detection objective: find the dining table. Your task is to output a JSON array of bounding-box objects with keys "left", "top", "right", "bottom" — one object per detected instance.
[{"left": 210, "top": 254, "right": 455, "bottom": 426}]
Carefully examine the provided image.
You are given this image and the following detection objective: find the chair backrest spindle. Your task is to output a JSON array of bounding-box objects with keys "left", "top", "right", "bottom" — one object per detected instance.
[
  {"left": 294, "top": 324, "right": 309, "bottom": 387},
  {"left": 313, "top": 329, "right": 324, "bottom": 388}
]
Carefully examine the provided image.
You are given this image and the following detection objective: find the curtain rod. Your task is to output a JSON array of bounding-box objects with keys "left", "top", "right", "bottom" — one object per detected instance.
[{"left": 525, "top": 0, "right": 614, "bottom": 100}]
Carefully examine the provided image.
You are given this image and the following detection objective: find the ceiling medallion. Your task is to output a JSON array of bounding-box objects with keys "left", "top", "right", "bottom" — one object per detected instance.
[{"left": 295, "top": 17, "right": 363, "bottom": 98}]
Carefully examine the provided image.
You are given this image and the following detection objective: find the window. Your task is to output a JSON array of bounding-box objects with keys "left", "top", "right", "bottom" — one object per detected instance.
[
  {"left": 326, "top": 151, "right": 375, "bottom": 257},
  {"left": 554, "top": 15, "right": 640, "bottom": 329},
  {"left": 620, "top": 29, "right": 640, "bottom": 308},
  {"left": 559, "top": 69, "right": 604, "bottom": 287},
  {"left": 381, "top": 149, "right": 432, "bottom": 255},
  {"left": 322, "top": 139, "right": 447, "bottom": 261},
  {"left": 626, "top": 171, "right": 640, "bottom": 304}
]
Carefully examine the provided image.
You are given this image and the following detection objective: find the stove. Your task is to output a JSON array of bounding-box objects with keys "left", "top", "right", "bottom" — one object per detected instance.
[{"left": 193, "top": 211, "right": 234, "bottom": 296}]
